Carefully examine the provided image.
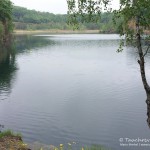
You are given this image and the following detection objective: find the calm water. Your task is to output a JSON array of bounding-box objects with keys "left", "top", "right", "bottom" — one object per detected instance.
[{"left": 0, "top": 34, "right": 150, "bottom": 150}]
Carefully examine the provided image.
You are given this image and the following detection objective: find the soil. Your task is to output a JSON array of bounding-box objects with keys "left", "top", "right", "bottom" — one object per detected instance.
[{"left": 0, "top": 135, "right": 31, "bottom": 150}]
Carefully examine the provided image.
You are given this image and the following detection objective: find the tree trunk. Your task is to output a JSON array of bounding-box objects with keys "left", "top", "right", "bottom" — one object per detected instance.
[
  {"left": 146, "top": 95, "right": 150, "bottom": 128},
  {"left": 135, "top": 16, "right": 150, "bottom": 129},
  {"left": 136, "top": 16, "right": 150, "bottom": 98},
  {"left": 2, "top": 20, "right": 8, "bottom": 44}
]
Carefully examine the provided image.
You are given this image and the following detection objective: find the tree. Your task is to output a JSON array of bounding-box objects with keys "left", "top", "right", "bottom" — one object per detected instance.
[
  {"left": 0, "top": 0, "right": 13, "bottom": 43},
  {"left": 67, "top": 0, "right": 150, "bottom": 100},
  {"left": 67, "top": 0, "right": 150, "bottom": 127},
  {"left": 114, "top": 0, "right": 150, "bottom": 99}
]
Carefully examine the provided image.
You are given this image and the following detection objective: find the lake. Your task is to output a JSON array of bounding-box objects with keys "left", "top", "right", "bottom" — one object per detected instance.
[{"left": 0, "top": 34, "right": 150, "bottom": 150}]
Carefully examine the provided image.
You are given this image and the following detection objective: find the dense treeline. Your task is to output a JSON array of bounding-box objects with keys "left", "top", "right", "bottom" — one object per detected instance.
[
  {"left": 13, "top": 6, "right": 67, "bottom": 24},
  {"left": 13, "top": 6, "right": 74, "bottom": 30},
  {"left": 0, "top": 0, "right": 13, "bottom": 44},
  {"left": 12, "top": 6, "right": 118, "bottom": 33}
]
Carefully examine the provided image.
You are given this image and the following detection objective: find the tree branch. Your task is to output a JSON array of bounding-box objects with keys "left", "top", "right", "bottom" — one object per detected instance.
[{"left": 143, "top": 45, "right": 150, "bottom": 58}]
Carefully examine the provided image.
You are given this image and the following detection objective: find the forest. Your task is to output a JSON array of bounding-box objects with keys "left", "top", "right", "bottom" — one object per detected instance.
[{"left": 12, "top": 6, "right": 118, "bottom": 33}]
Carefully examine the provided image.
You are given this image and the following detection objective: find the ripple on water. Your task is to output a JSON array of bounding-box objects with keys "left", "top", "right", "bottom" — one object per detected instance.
[{"left": 0, "top": 34, "right": 150, "bottom": 150}]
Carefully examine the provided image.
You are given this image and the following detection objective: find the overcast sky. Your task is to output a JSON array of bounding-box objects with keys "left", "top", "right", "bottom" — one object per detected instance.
[{"left": 11, "top": 0, "right": 119, "bottom": 14}]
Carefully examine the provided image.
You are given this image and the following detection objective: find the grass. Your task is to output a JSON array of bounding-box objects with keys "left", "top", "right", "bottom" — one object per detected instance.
[
  {"left": 0, "top": 130, "right": 21, "bottom": 138},
  {"left": 0, "top": 130, "right": 28, "bottom": 150},
  {"left": 0, "top": 131, "right": 110, "bottom": 150},
  {"left": 53, "top": 144, "right": 110, "bottom": 150},
  {"left": 13, "top": 29, "right": 99, "bottom": 35},
  {"left": 83, "top": 145, "right": 110, "bottom": 150}
]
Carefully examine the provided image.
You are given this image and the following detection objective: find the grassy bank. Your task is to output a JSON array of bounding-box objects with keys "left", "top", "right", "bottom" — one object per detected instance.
[
  {"left": 0, "top": 130, "right": 21, "bottom": 138},
  {"left": 13, "top": 29, "right": 100, "bottom": 35},
  {"left": 0, "top": 131, "right": 109, "bottom": 150},
  {"left": 0, "top": 130, "right": 29, "bottom": 150}
]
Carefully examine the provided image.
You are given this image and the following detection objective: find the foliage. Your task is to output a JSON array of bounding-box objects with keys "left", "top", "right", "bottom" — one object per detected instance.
[
  {"left": 0, "top": 0, "right": 13, "bottom": 22},
  {"left": 67, "top": 0, "right": 150, "bottom": 43},
  {"left": 12, "top": 6, "right": 67, "bottom": 24},
  {"left": 12, "top": 6, "right": 69, "bottom": 30},
  {"left": 0, "top": 130, "right": 21, "bottom": 138},
  {"left": 12, "top": 6, "right": 118, "bottom": 32},
  {"left": 0, "top": 22, "right": 4, "bottom": 42},
  {"left": 67, "top": 0, "right": 150, "bottom": 96},
  {"left": 113, "top": 0, "right": 150, "bottom": 46},
  {"left": 0, "top": 0, "right": 13, "bottom": 43},
  {"left": 49, "top": 143, "right": 109, "bottom": 150},
  {"left": 82, "top": 145, "right": 110, "bottom": 150}
]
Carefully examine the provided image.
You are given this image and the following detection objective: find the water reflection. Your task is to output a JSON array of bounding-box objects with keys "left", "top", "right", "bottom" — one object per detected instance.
[
  {"left": 1, "top": 34, "right": 150, "bottom": 150},
  {"left": 15, "top": 35, "right": 56, "bottom": 54},
  {"left": 126, "top": 47, "right": 150, "bottom": 130},
  {"left": 0, "top": 45, "right": 17, "bottom": 101},
  {"left": 0, "top": 35, "right": 54, "bottom": 101}
]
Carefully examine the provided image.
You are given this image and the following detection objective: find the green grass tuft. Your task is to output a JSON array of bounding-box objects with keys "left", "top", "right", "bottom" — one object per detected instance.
[
  {"left": 0, "top": 130, "right": 22, "bottom": 138},
  {"left": 83, "top": 145, "right": 110, "bottom": 150}
]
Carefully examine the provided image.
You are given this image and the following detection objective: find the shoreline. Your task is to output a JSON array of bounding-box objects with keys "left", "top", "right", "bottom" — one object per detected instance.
[
  {"left": 0, "top": 130, "right": 108, "bottom": 150},
  {"left": 13, "top": 29, "right": 100, "bottom": 35},
  {"left": 13, "top": 29, "right": 150, "bottom": 35}
]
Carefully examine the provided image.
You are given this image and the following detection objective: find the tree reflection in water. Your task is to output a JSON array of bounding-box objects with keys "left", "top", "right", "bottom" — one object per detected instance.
[
  {"left": 0, "top": 44, "right": 17, "bottom": 101},
  {"left": 0, "top": 34, "right": 53, "bottom": 101}
]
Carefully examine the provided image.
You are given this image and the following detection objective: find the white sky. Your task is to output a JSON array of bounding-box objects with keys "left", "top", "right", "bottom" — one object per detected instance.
[{"left": 11, "top": 0, "right": 119, "bottom": 14}]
